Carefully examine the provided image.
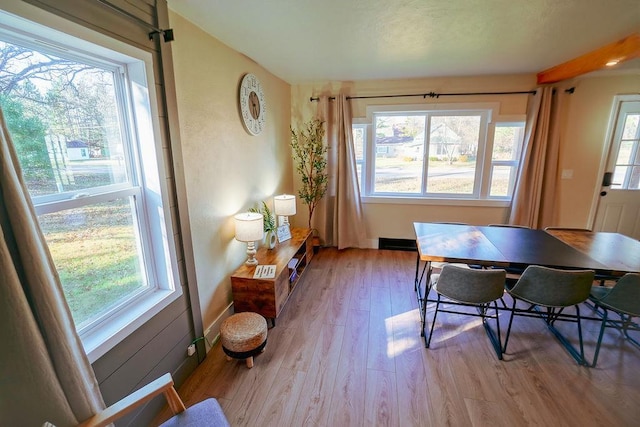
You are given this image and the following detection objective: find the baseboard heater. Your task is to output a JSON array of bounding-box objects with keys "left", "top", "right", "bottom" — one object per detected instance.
[{"left": 378, "top": 237, "right": 417, "bottom": 251}]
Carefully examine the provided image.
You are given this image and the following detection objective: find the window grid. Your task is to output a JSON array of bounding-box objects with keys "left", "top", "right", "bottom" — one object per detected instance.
[{"left": 357, "top": 107, "right": 522, "bottom": 201}]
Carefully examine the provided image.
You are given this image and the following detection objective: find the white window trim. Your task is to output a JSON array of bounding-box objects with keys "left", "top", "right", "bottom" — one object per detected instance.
[
  {"left": 1, "top": 6, "right": 182, "bottom": 363},
  {"left": 358, "top": 102, "right": 524, "bottom": 205}
]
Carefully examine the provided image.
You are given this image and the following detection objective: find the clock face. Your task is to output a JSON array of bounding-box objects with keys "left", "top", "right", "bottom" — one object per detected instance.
[{"left": 239, "top": 73, "right": 266, "bottom": 135}]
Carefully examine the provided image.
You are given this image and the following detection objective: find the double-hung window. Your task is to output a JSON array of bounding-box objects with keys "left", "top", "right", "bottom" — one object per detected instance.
[
  {"left": 0, "top": 11, "right": 181, "bottom": 361},
  {"left": 354, "top": 104, "right": 524, "bottom": 204}
]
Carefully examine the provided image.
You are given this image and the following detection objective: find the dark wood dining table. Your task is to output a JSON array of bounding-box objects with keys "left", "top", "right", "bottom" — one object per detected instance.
[
  {"left": 545, "top": 229, "right": 640, "bottom": 275},
  {"left": 412, "top": 222, "right": 640, "bottom": 342}
]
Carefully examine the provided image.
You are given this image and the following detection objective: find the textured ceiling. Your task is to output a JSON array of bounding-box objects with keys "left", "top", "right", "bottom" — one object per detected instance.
[{"left": 168, "top": 0, "right": 640, "bottom": 84}]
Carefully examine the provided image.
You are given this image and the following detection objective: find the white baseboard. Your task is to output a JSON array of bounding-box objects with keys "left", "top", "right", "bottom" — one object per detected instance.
[{"left": 203, "top": 302, "right": 234, "bottom": 352}]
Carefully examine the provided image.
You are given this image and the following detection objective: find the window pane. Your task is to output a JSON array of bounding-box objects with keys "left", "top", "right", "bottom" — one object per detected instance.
[
  {"left": 612, "top": 166, "right": 627, "bottom": 189},
  {"left": 489, "top": 165, "right": 516, "bottom": 196},
  {"left": 493, "top": 123, "right": 524, "bottom": 160},
  {"left": 622, "top": 113, "right": 639, "bottom": 139},
  {"left": 39, "top": 198, "right": 146, "bottom": 328},
  {"left": 352, "top": 126, "right": 365, "bottom": 191},
  {"left": 0, "top": 38, "right": 147, "bottom": 330},
  {"left": 628, "top": 166, "right": 640, "bottom": 189},
  {"left": 427, "top": 115, "right": 480, "bottom": 194},
  {"left": 616, "top": 139, "right": 633, "bottom": 165},
  {"left": 373, "top": 114, "right": 425, "bottom": 193},
  {"left": 0, "top": 40, "right": 128, "bottom": 198}
]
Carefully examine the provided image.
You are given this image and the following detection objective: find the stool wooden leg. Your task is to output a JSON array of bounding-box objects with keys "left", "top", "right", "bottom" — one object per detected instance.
[{"left": 246, "top": 356, "right": 254, "bottom": 368}]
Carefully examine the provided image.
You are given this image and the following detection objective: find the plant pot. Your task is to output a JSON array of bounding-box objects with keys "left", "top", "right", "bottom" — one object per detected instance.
[{"left": 265, "top": 230, "right": 277, "bottom": 249}]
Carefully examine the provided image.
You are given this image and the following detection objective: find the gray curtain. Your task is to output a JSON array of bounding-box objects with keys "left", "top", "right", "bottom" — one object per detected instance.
[
  {"left": 0, "top": 107, "right": 105, "bottom": 426},
  {"left": 509, "top": 86, "right": 562, "bottom": 228},
  {"left": 318, "top": 94, "right": 367, "bottom": 249}
]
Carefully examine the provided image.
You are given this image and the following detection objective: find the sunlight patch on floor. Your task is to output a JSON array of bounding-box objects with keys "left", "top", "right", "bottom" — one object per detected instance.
[{"left": 385, "top": 309, "right": 421, "bottom": 358}]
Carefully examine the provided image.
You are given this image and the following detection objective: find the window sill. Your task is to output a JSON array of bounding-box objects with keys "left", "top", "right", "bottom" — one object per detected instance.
[
  {"left": 81, "top": 287, "right": 183, "bottom": 363},
  {"left": 361, "top": 196, "right": 511, "bottom": 208}
]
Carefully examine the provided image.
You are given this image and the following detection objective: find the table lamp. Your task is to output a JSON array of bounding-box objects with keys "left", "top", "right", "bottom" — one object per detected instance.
[
  {"left": 274, "top": 194, "right": 296, "bottom": 227},
  {"left": 234, "top": 212, "right": 264, "bottom": 265}
]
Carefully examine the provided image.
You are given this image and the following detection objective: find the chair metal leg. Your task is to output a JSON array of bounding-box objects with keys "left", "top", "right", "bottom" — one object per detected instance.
[
  {"left": 425, "top": 295, "right": 441, "bottom": 348},
  {"left": 502, "top": 298, "right": 517, "bottom": 353},
  {"left": 481, "top": 301, "right": 503, "bottom": 359},
  {"left": 620, "top": 314, "right": 640, "bottom": 348},
  {"left": 590, "top": 307, "right": 608, "bottom": 367},
  {"left": 536, "top": 305, "right": 586, "bottom": 365}
]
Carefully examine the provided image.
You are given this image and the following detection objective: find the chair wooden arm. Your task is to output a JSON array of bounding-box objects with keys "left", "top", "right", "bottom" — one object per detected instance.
[{"left": 78, "top": 373, "right": 186, "bottom": 427}]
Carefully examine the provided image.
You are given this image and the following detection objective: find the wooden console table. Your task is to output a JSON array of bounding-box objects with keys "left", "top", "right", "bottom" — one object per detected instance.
[{"left": 230, "top": 227, "right": 313, "bottom": 326}]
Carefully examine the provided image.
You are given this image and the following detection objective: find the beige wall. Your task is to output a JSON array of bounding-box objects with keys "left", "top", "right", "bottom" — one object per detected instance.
[
  {"left": 556, "top": 73, "right": 640, "bottom": 228},
  {"left": 292, "top": 74, "right": 536, "bottom": 241},
  {"left": 169, "top": 12, "right": 292, "bottom": 334},
  {"left": 292, "top": 72, "right": 639, "bottom": 242}
]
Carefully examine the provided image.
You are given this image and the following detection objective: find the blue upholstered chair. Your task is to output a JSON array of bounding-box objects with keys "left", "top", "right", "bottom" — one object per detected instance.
[{"left": 75, "top": 373, "right": 229, "bottom": 427}]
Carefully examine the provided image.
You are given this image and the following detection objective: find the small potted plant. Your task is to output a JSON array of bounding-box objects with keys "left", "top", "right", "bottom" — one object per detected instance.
[
  {"left": 250, "top": 201, "right": 277, "bottom": 249},
  {"left": 290, "top": 119, "right": 328, "bottom": 246}
]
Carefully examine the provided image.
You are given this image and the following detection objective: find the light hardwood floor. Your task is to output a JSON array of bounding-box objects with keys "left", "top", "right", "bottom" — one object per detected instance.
[{"left": 154, "top": 248, "right": 640, "bottom": 426}]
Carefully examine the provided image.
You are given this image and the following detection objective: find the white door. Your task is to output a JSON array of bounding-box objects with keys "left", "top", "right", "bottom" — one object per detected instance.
[{"left": 593, "top": 97, "right": 640, "bottom": 239}]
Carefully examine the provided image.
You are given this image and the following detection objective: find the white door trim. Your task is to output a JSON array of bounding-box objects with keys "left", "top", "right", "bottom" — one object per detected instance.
[{"left": 587, "top": 94, "right": 640, "bottom": 229}]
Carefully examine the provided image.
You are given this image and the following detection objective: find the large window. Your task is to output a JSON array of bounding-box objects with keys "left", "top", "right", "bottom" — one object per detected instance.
[
  {"left": 354, "top": 105, "right": 524, "bottom": 203},
  {"left": 0, "top": 12, "right": 180, "bottom": 360}
]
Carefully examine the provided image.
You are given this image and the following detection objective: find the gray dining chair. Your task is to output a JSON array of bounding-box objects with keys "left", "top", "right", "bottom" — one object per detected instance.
[
  {"left": 588, "top": 273, "right": 640, "bottom": 367},
  {"left": 426, "top": 264, "right": 507, "bottom": 359},
  {"left": 502, "top": 265, "right": 595, "bottom": 365}
]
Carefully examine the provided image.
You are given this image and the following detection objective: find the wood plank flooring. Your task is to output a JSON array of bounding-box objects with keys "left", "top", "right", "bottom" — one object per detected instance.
[{"left": 152, "top": 248, "right": 640, "bottom": 426}]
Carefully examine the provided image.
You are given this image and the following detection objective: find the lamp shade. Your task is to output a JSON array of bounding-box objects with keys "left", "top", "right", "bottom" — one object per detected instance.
[
  {"left": 274, "top": 194, "right": 296, "bottom": 216},
  {"left": 234, "top": 212, "right": 264, "bottom": 242}
]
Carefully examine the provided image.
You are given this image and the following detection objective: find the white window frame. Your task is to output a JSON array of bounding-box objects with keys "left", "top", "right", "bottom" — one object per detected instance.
[
  {"left": 485, "top": 118, "right": 526, "bottom": 199},
  {"left": 357, "top": 103, "right": 523, "bottom": 207},
  {"left": 0, "top": 8, "right": 182, "bottom": 362}
]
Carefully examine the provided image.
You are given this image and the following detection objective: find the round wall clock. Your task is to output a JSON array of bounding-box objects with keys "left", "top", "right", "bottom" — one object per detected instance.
[{"left": 239, "top": 73, "right": 266, "bottom": 135}]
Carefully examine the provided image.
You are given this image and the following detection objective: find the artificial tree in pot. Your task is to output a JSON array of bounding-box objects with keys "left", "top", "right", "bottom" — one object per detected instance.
[{"left": 290, "top": 118, "right": 328, "bottom": 237}]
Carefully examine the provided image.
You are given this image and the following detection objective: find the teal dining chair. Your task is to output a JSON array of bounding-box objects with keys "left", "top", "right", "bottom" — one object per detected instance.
[
  {"left": 502, "top": 265, "right": 595, "bottom": 365},
  {"left": 588, "top": 273, "right": 640, "bottom": 367},
  {"left": 426, "top": 264, "right": 507, "bottom": 359}
]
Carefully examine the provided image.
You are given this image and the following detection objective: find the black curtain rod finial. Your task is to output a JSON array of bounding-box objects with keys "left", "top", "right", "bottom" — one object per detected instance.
[{"left": 149, "top": 28, "right": 174, "bottom": 42}]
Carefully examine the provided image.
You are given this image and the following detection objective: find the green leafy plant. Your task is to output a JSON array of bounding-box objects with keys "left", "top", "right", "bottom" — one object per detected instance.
[
  {"left": 249, "top": 201, "right": 276, "bottom": 233},
  {"left": 290, "top": 119, "right": 328, "bottom": 229}
]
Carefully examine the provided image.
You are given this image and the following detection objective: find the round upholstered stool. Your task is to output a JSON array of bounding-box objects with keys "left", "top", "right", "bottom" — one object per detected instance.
[{"left": 220, "top": 312, "right": 268, "bottom": 368}]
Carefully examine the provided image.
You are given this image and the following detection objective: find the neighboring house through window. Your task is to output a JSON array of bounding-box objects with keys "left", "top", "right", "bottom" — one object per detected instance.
[
  {"left": 353, "top": 103, "right": 525, "bottom": 205},
  {"left": 0, "top": 10, "right": 181, "bottom": 361}
]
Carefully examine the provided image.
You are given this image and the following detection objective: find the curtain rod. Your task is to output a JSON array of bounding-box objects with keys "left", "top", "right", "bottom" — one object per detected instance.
[
  {"left": 95, "top": 0, "right": 174, "bottom": 41},
  {"left": 310, "top": 90, "right": 535, "bottom": 102},
  {"left": 309, "top": 87, "right": 575, "bottom": 102}
]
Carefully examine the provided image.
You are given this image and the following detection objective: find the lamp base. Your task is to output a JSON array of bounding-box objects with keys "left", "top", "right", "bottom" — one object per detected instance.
[{"left": 245, "top": 241, "right": 258, "bottom": 265}]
